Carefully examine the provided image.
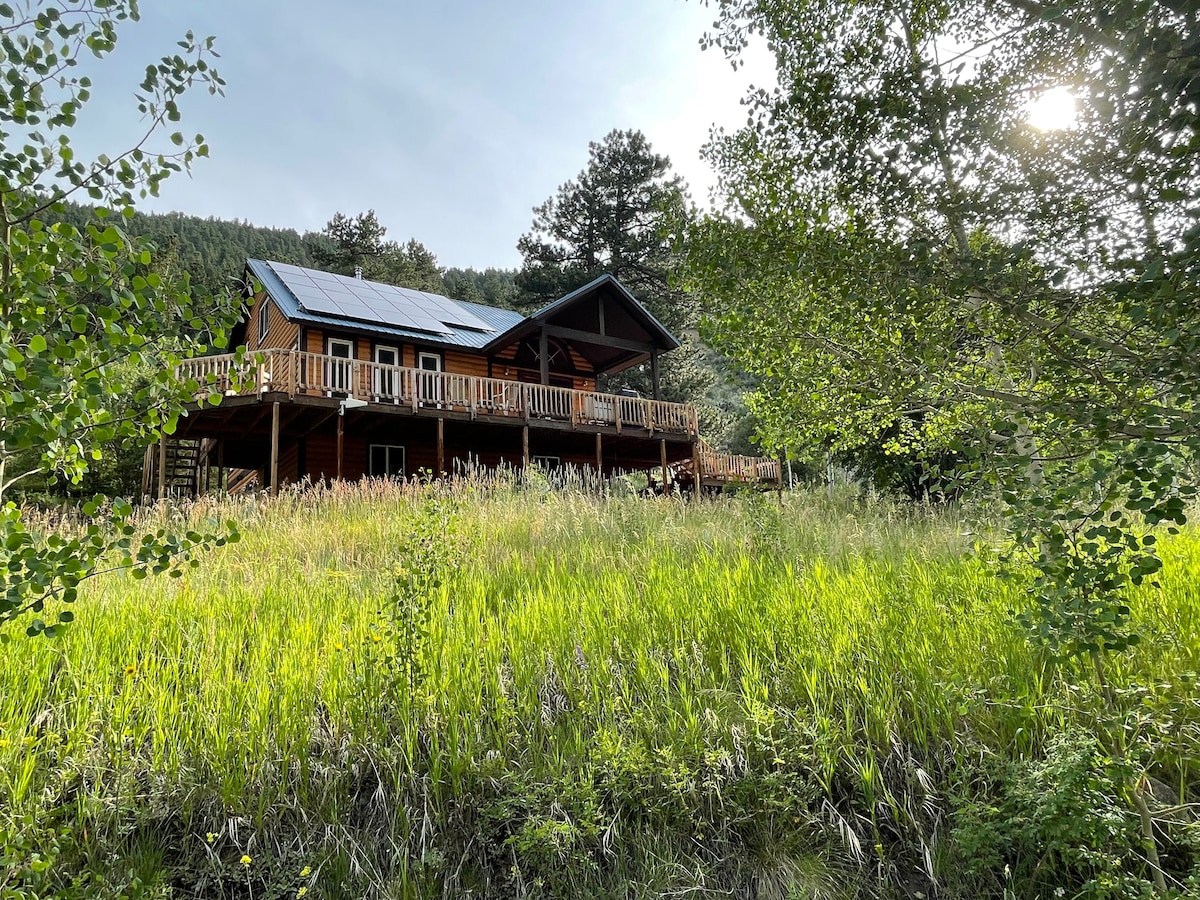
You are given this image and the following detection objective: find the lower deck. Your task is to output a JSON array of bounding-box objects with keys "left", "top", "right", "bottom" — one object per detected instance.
[
  {"left": 146, "top": 351, "right": 782, "bottom": 497},
  {"left": 150, "top": 392, "right": 705, "bottom": 497}
]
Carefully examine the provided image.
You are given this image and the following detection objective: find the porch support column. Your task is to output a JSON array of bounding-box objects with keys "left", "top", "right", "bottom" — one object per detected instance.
[
  {"left": 651, "top": 349, "right": 661, "bottom": 401},
  {"left": 692, "top": 440, "right": 702, "bottom": 497},
  {"left": 217, "top": 440, "right": 225, "bottom": 493},
  {"left": 660, "top": 438, "right": 668, "bottom": 489},
  {"left": 157, "top": 439, "right": 166, "bottom": 501},
  {"left": 539, "top": 326, "right": 549, "bottom": 386},
  {"left": 336, "top": 409, "right": 345, "bottom": 480},
  {"left": 522, "top": 425, "right": 530, "bottom": 470},
  {"left": 595, "top": 432, "right": 603, "bottom": 474},
  {"left": 269, "top": 401, "right": 281, "bottom": 497},
  {"left": 437, "top": 417, "right": 446, "bottom": 476}
]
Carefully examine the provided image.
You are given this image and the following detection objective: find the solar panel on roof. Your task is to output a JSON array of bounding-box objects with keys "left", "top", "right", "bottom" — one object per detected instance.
[{"left": 267, "top": 262, "right": 453, "bottom": 336}]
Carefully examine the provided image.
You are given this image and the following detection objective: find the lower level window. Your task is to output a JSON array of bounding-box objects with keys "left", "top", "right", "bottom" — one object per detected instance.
[
  {"left": 532, "top": 455, "right": 561, "bottom": 469},
  {"left": 369, "top": 444, "right": 406, "bottom": 477}
]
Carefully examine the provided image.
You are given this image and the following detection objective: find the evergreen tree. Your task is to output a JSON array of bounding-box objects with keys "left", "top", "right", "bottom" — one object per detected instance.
[
  {"left": 516, "top": 130, "right": 713, "bottom": 407},
  {"left": 442, "top": 267, "right": 520, "bottom": 310},
  {"left": 311, "top": 210, "right": 443, "bottom": 292}
]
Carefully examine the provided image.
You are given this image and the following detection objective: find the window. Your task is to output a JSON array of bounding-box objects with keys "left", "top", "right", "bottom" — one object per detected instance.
[
  {"left": 326, "top": 338, "right": 353, "bottom": 394},
  {"left": 368, "top": 444, "right": 405, "bottom": 478},
  {"left": 532, "top": 455, "right": 561, "bottom": 470},
  {"left": 258, "top": 300, "right": 270, "bottom": 345}
]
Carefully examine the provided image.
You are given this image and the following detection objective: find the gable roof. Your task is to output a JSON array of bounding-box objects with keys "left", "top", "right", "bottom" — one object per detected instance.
[
  {"left": 245, "top": 260, "right": 680, "bottom": 364},
  {"left": 484, "top": 273, "right": 681, "bottom": 354}
]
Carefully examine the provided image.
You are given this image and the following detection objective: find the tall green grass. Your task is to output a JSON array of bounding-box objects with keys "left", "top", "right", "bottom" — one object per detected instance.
[{"left": 1, "top": 481, "right": 1196, "bottom": 898}]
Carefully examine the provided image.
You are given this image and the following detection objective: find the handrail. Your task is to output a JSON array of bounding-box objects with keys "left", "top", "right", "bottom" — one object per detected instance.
[{"left": 178, "top": 349, "right": 699, "bottom": 436}]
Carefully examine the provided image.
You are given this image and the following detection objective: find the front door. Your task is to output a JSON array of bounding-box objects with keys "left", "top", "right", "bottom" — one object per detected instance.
[
  {"left": 374, "top": 345, "right": 399, "bottom": 401},
  {"left": 418, "top": 352, "right": 442, "bottom": 405},
  {"left": 326, "top": 338, "right": 353, "bottom": 395}
]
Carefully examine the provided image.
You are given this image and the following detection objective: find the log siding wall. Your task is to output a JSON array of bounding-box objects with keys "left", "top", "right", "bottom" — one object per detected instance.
[{"left": 245, "top": 292, "right": 300, "bottom": 350}]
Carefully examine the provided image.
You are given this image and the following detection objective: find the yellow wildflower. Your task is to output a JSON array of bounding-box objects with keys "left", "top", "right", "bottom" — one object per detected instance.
[
  {"left": 124, "top": 664, "right": 136, "bottom": 676},
  {"left": 206, "top": 832, "right": 216, "bottom": 843},
  {"left": 297, "top": 889, "right": 308, "bottom": 898},
  {"left": 300, "top": 866, "right": 311, "bottom": 877},
  {"left": 240, "top": 854, "right": 252, "bottom": 867}
]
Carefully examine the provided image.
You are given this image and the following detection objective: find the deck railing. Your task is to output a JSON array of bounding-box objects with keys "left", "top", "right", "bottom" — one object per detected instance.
[
  {"left": 179, "top": 349, "right": 700, "bottom": 437},
  {"left": 699, "top": 449, "right": 782, "bottom": 484}
]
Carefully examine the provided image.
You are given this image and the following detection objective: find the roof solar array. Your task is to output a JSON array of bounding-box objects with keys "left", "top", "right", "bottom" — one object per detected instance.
[{"left": 266, "top": 262, "right": 496, "bottom": 336}]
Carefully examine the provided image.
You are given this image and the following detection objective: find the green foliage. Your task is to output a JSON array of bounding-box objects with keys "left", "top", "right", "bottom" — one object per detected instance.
[
  {"left": 0, "top": 484, "right": 1195, "bottom": 896},
  {"left": 50, "top": 202, "right": 317, "bottom": 298},
  {"left": 442, "top": 265, "right": 520, "bottom": 310},
  {"left": 0, "top": 1, "right": 244, "bottom": 636},
  {"left": 686, "top": 0, "right": 1200, "bottom": 701},
  {"left": 370, "top": 489, "right": 461, "bottom": 706},
  {"left": 949, "top": 730, "right": 1163, "bottom": 899}
]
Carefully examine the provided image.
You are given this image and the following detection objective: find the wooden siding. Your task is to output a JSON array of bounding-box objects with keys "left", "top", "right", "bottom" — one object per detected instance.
[
  {"left": 443, "top": 349, "right": 488, "bottom": 378},
  {"left": 305, "top": 328, "right": 324, "bottom": 355},
  {"left": 245, "top": 291, "right": 300, "bottom": 350}
]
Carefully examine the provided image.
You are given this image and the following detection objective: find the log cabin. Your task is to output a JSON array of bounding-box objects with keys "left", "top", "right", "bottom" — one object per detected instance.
[{"left": 144, "top": 259, "right": 781, "bottom": 496}]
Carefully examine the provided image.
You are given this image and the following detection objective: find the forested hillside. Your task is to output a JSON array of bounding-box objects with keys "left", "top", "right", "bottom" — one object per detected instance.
[
  {"left": 51, "top": 203, "right": 524, "bottom": 311},
  {"left": 51, "top": 203, "right": 319, "bottom": 297}
]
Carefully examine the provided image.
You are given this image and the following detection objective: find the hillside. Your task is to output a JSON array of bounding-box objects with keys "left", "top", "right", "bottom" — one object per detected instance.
[
  {"left": 0, "top": 484, "right": 1195, "bottom": 898},
  {"left": 50, "top": 203, "right": 522, "bottom": 311}
]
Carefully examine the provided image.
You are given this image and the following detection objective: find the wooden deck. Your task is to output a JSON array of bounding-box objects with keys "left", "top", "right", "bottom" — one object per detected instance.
[
  {"left": 157, "top": 350, "right": 781, "bottom": 496},
  {"left": 179, "top": 349, "right": 699, "bottom": 437},
  {"left": 672, "top": 439, "right": 783, "bottom": 489}
]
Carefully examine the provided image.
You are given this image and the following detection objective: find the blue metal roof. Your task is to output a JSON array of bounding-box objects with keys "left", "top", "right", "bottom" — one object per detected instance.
[{"left": 247, "top": 258, "right": 526, "bottom": 350}]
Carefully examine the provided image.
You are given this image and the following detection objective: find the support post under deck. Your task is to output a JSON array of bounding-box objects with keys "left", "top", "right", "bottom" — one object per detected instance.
[
  {"left": 270, "top": 401, "right": 280, "bottom": 497},
  {"left": 157, "top": 439, "right": 166, "bottom": 501},
  {"left": 336, "top": 413, "right": 344, "bottom": 481},
  {"left": 437, "top": 417, "right": 445, "bottom": 476}
]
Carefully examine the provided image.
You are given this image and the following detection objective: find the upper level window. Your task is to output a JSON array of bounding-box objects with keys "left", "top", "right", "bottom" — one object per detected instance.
[{"left": 258, "top": 299, "right": 270, "bottom": 345}]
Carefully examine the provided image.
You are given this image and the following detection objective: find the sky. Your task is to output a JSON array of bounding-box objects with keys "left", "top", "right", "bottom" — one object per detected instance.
[{"left": 74, "top": 0, "right": 775, "bottom": 270}]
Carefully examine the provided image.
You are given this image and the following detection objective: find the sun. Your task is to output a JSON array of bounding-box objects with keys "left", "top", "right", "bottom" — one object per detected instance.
[{"left": 1027, "top": 86, "right": 1077, "bottom": 131}]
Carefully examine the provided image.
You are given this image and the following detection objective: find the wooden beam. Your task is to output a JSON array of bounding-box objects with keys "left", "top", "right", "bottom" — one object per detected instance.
[
  {"left": 543, "top": 324, "right": 657, "bottom": 354},
  {"left": 539, "top": 326, "right": 549, "bottom": 386},
  {"left": 651, "top": 349, "right": 661, "bottom": 401},
  {"left": 436, "top": 417, "right": 445, "bottom": 476},
  {"left": 522, "top": 425, "right": 530, "bottom": 469},
  {"left": 596, "top": 432, "right": 603, "bottom": 473},
  {"left": 269, "top": 401, "right": 281, "bottom": 497},
  {"left": 660, "top": 438, "right": 668, "bottom": 488},
  {"left": 597, "top": 296, "right": 606, "bottom": 336},
  {"left": 217, "top": 439, "right": 225, "bottom": 493},
  {"left": 157, "top": 439, "right": 166, "bottom": 501},
  {"left": 692, "top": 440, "right": 702, "bottom": 496},
  {"left": 336, "top": 411, "right": 344, "bottom": 480}
]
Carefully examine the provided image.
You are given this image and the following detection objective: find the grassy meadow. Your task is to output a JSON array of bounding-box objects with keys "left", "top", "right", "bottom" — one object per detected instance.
[{"left": 1, "top": 480, "right": 1197, "bottom": 898}]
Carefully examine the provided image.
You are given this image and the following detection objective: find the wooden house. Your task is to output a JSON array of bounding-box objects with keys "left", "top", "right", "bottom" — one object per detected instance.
[{"left": 145, "top": 259, "right": 780, "bottom": 495}]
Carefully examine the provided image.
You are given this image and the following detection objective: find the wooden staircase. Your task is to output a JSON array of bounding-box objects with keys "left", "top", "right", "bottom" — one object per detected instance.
[{"left": 141, "top": 438, "right": 213, "bottom": 499}]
